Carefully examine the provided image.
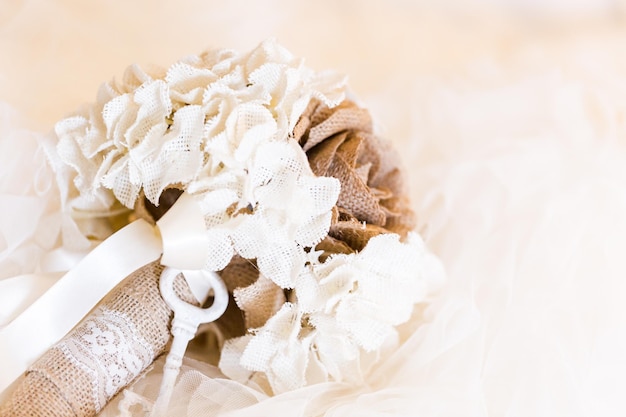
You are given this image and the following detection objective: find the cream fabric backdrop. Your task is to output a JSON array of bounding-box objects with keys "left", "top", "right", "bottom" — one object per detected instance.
[{"left": 2, "top": 1, "right": 626, "bottom": 415}]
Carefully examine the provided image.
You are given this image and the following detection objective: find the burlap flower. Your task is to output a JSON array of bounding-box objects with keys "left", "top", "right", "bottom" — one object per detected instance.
[{"left": 293, "top": 99, "right": 416, "bottom": 252}]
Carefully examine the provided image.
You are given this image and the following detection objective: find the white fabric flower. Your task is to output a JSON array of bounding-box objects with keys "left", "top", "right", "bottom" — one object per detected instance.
[
  {"left": 100, "top": 81, "right": 205, "bottom": 207},
  {"left": 220, "top": 232, "right": 445, "bottom": 394},
  {"left": 229, "top": 140, "right": 339, "bottom": 287},
  {"left": 188, "top": 139, "right": 340, "bottom": 278},
  {"left": 238, "top": 303, "right": 311, "bottom": 393}
]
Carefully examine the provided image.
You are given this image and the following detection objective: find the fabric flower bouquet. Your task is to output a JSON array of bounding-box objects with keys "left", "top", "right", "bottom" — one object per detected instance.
[{"left": 0, "top": 39, "right": 444, "bottom": 417}]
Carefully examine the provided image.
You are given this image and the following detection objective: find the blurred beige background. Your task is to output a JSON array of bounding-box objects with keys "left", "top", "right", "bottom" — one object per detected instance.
[{"left": 1, "top": 0, "right": 626, "bottom": 132}]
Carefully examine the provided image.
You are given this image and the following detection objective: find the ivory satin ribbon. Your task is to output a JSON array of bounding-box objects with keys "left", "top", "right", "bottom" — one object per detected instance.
[{"left": 0, "top": 193, "right": 211, "bottom": 395}]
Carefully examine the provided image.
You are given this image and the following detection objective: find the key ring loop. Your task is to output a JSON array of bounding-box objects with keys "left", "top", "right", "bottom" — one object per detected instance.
[{"left": 159, "top": 267, "right": 228, "bottom": 325}]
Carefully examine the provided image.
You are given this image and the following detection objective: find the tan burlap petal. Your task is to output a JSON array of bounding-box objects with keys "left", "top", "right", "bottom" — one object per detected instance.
[
  {"left": 218, "top": 256, "right": 260, "bottom": 292},
  {"left": 315, "top": 235, "right": 355, "bottom": 259},
  {"left": 325, "top": 133, "right": 388, "bottom": 226},
  {"left": 329, "top": 209, "right": 391, "bottom": 251},
  {"left": 306, "top": 131, "right": 347, "bottom": 176},
  {"left": 300, "top": 100, "right": 373, "bottom": 152},
  {"left": 210, "top": 256, "right": 260, "bottom": 340},
  {"left": 234, "top": 275, "right": 286, "bottom": 329}
]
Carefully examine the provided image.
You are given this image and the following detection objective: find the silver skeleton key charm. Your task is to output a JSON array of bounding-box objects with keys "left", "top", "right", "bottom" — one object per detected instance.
[{"left": 150, "top": 267, "right": 229, "bottom": 417}]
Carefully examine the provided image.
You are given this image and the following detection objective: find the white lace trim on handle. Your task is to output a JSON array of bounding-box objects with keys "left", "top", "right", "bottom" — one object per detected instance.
[{"left": 57, "top": 307, "right": 155, "bottom": 412}]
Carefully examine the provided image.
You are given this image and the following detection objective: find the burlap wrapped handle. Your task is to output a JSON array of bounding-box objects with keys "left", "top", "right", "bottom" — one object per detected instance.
[{"left": 0, "top": 262, "right": 197, "bottom": 417}]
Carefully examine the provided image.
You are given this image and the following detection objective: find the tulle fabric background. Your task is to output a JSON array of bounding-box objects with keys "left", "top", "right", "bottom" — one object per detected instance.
[{"left": 2, "top": 0, "right": 626, "bottom": 415}]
